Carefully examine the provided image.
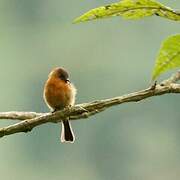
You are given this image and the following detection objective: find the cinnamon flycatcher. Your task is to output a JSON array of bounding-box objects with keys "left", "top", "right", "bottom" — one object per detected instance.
[{"left": 43, "top": 67, "right": 76, "bottom": 143}]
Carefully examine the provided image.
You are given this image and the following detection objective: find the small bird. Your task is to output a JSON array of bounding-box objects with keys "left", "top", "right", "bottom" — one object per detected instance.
[{"left": 43, "top": 67, "right": 77, "bottom": 143}]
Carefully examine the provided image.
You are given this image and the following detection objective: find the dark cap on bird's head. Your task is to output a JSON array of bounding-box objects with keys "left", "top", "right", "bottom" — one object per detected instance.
[{"left": 49, "top": 67, "right": 70, "bottom": 81}]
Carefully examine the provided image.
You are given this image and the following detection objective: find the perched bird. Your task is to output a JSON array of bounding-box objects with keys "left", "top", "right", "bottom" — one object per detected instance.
[{"left": 43, "top": 67, "right": 77, "bottom": 143}]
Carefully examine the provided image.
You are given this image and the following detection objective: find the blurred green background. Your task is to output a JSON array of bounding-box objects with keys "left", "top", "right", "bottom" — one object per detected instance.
[{"left": 0, "top": 0, "right": 179, "bottom": 180}]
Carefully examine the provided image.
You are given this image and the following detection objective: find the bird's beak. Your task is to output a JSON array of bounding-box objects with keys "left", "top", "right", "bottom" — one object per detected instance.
[{"left": 66, "top": 79, "right": 70, "bottom": 83}]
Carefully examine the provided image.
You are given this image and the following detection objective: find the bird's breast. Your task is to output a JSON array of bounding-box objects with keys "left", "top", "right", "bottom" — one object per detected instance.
[{"left": 44, "top": 78, "right": 76, "bottom": 110}]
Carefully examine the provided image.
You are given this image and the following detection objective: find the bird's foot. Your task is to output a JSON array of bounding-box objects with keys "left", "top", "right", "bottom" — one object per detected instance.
[{"left": 76, "top": 105, "right": 88, "bottom": 112}]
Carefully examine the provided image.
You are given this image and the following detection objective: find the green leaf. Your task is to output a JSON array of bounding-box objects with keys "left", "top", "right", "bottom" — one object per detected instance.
[
  {"left": 74, "top": 0, "right": 180, "bottom": 23},
  {"left": 152, "top": 34, "right": 180, "bottom": 80}
]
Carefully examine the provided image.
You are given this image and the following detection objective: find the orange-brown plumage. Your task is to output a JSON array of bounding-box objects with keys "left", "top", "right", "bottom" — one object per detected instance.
[{"left": 43, "top": 67, "right": 76, "bottom": 143}]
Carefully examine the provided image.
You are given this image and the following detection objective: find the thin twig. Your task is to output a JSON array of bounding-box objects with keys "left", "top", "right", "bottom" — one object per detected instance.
[
  {"left": 161, "top": 70, "right": 180, "bottom": 85},
  {"left": 0, "top": 111, "right": 44, "bottom": 120}
]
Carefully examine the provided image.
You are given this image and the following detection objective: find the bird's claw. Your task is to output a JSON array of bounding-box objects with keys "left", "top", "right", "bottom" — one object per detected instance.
[{"left": 76, "top": 105, "right": 88, "bottom": 112}]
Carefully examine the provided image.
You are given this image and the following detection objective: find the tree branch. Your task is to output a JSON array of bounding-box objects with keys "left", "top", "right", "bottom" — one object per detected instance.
[
  {"left": 0, "top": 72, "right": 180, "bottom": 138},
  {"left": 0, "top": 111, "right": 44, "bottom": 120},
  {"left": 161, "top": 70, "right": 180, "bottom": 85}
]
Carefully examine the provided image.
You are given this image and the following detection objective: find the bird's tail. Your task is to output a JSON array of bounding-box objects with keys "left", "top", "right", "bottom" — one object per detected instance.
[{"left": 61, "top": 120, "right": 75, "bottom": 143}]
